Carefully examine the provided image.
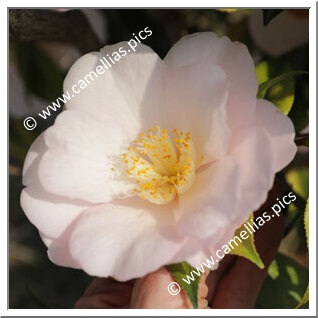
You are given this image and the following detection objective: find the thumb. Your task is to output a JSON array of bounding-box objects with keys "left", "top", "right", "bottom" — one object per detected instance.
[{"left": 130, "top": 267, "right": 210, "bottom": 309}]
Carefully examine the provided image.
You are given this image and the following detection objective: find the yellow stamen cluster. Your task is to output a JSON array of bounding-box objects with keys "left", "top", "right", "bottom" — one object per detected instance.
[{"left": 121, "top": 126, "right": 199, "bottom": 205}]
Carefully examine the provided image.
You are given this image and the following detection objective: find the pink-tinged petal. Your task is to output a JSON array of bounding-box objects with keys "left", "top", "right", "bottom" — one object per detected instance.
[
  {"left": 252, "top": 99, "right": 297, "bottom": 172},
  {"left": 164, "top": 32, "right": 258, "bottom": 130},
  {"left": 185, "top": 251, "right": 210, "bottom": 268},
  {"left": 63, "top": 43, "right": 168, "bottom": 137},
  {"left": 165, "top": 63, "right": 230, "bottom": 161},
  {"left": 39, "top": 109, "right": 136, "bottom": 203},
  {"left": 177, "top": 157, "right": 241, "bottom": 239},
  {"left": 39, "top": 232, "right": 53, "bottom": 246},
  {"left": 21, "top": 134, "right": 91, "bottom": 239},
  {"left": 230, "top": 127, "right": 275, "bottom": 217},
  {"left": 39, "top": 232, "right": 82, "bottom": 269},
  {"left": 21, "top": 187, "right": 89, "bottom": 239},
  {"left": 38, "top": 149, "right": 134, "bottom": 204},
  {"left": 44, "top": 110, "right": 129, "bottom": 161},
  {"left": 68, "top": 198, "right": 186, "bottom": 281},
  {"left": 22, "top": 133, "right": 46, "bottom": 187}
]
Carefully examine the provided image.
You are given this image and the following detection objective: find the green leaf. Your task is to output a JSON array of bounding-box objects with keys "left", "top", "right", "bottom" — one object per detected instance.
[
  {"left": 262, "top": 9, "right": 283, "bottom": 26},
  {"left": 255, "top": 60, "right": 299, "bottom": 115},
  {"left": 285, "top": 167, "right": 309, "bottom": 200},
  {"left": 256, "top": 253, "right": 309, "bottom": 308},
  {"left": 289, "top": 80, "right": 309, "bottom": 133},
  {"left": 166, "top": 262, "right": 199, "bottom": 309},
  {"left": 257, "top": 69, "right": 308, "bottom": 115},
  {"left": 304, "top": 198, "right": 309, "bottom": 248},
  {"left": 230, "top": 213, "right": 264, "bottom": 269},
  {"left": 296, "top": 198, "right": 309, "bottom": 308},
  {"left": 296, "top": 285, "right": 309, "bottom": 309},
  {"left": 257, "top": 70, "right": 308, "bottom": 99}
]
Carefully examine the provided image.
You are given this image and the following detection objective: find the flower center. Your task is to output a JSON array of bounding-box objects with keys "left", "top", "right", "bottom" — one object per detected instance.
[{"left": 122, "top": 126, "right": 202, "bottom": 205}]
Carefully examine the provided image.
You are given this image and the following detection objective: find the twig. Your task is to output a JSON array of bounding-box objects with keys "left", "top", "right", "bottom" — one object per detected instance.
[{"left": 295, "top": 133, "right": 309, "bottom": 146}]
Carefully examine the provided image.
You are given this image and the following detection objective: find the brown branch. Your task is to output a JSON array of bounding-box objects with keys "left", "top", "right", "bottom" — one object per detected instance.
[
  {"left": 9, "top": 9, "right": 100, "bottom": 54},
  {"left": 295, "top": 133, "right": 309, "bottom": 146}
]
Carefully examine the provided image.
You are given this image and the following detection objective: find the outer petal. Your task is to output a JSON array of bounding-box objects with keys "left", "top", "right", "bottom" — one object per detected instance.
[
  {"left": 252, "top": 99, "right": 297, "bottom": 172},
  {"left": 38, "top": 110, "right": 134, "bottom": 203},
  {"left": 230, "top": 127, "right": 275, "bottom": 216},
  {"left": 40, "top": 232, "right": 82, "bottom": 269},
  {"left": 21, "top": 134, "right": 91, "bottom": 238},
  {"left": 164, "top": 32, "right": 258, "bottom": 129},
  {"left": 21, "top": 134, "right": 91, "bottom": 268},
  {"left": 68, "top": 198, "right": 186, "bottom": 281},
  {"left": 165, "top": 63, "right": 230, "bottom": 161},
  {"left": 21, "top": 187, "right": 88, "bottom": 239},
  {"left": 63, "top": 43, "right": 168, "bottom": 137}
]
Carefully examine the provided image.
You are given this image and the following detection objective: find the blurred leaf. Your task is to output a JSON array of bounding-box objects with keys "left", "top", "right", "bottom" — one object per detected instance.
[
  {"left": 230, "top": 213, "right": 264, "bottom": 269},
  {"left": 166, "top": 262, "right": 199, "bottom": 309},
  {"left": 9, "top": 165, "right": 22, "bottom": 177},
  {"left": 267, "top": 81, "right": 295, "bottom": 115},
  {"left": 9, "top": 118, "right": 37, "bottom": 163},
  {"left": 256, "top": 60, "right": 296, "bottom": 115},
  {"left": 289, "top": 81, "right": 309, "bottom": 133},
  {"left": 217, "top": 9, "right": 252, "bottom": 14},
  {"left": 285, "top": 167, "right": 309, "bottom": 200},
  {"left": 257, "top": 70, "right": 308, "bottom": 99},
  {"left": 11, "top": 40, "right": 64, "bottom": 100},
  {"left": 257, "top": 69, "right": 308, "bottom": 115},
  {"left": 296, "top": 285, "right": 309, "bottom": 309},
  {"left": 304, "top": 198, "right": 309, "bottom": 248},
  {"left": 296, "top": 199, "right": 309, "bottom": 308},
  {"left": 256, "top": 253, "right": 309, "bottom": 308},
  {"left": 255, "top": 60, "right": 271, "bottom": 84},
  {"left": 26, "top": 284, "right": 64, "bottom": 309},
  {"left": 216, "top": 9, "right": 240, "bottom": 13},
  {"left": 262, "top": 9, "right": 283, "bottom": 26}
]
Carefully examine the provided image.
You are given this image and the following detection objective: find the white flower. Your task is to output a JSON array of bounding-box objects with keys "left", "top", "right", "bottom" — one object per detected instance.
[{"left": 21, "top": 32, "right": 296, "bottom": 280}]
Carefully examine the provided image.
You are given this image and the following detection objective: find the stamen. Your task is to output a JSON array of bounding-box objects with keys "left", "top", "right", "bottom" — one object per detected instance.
[{"left": 120, "top": 126, "right": 198, "bottom": 205}]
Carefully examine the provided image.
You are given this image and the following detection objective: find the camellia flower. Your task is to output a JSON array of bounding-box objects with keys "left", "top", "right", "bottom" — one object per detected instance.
[{"left": 21, "top": 32, "right": 296, "bottom": 281}]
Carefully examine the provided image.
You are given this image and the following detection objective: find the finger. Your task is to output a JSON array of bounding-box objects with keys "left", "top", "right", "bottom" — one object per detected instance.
[
  {"left": 74, "top": 278, "right": 134, "bottom": 308},
  {"left": 130, "top": 267, "right": 210, "bottom": 309}
]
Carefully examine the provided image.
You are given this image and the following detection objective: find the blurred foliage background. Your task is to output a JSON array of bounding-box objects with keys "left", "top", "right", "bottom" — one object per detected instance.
[{"left": 9, "top": 8, "right": 309, "bottom": 308}]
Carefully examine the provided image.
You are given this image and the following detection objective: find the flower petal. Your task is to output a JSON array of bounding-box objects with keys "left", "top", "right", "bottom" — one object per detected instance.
[
  {"left": 68, "top": 198, "right": 185, "bottom": 281},
  {"left": 252, "top": 99, "right": 297, "bottom": 172},
  {"left": 37, "top": 109, "right": 137, "bottom": 203},
  {"left": 21, "top": 187, "right": 88, "bottom": 239},
  {"left": 44, "top": 109, "right": 129, "bottom": 161},
  {"left": 164, "top": 32, "right": 258, "bottom": 130},
  {"left": 38, "top": 148, "right": 134, "bottom": 204},
  {"left": 177, "top": 157, "right": 241, "bottom": 239},
  {"left": 63, "top": 43, "right": 167, "bottom": 137},
  {"left": 165, "top": 63, "right": 230, "bottom": 161},
  {"left": 230, "top": 127, "right": 275, "bottom": 216},
  {"left": 21, "top": 134, "right": 90, "bottom": 239}
]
